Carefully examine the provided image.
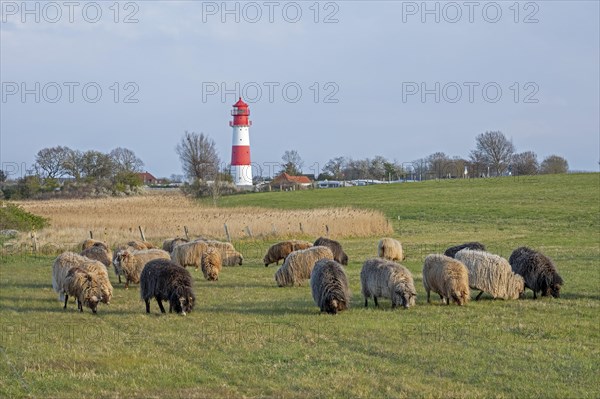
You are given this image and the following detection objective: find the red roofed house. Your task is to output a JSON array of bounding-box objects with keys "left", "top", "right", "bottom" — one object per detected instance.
[
  {"left": 137, "top": 172, "right": 159, "bottom": 185},
  {"left": 270, "top": 173, "right": 313, "bottom": 190}
]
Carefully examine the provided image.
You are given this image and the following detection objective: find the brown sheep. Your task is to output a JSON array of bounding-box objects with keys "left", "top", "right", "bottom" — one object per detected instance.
[
  {"left": 114, "top": 249, "right": 171, "bottom": 288},
  {"left": 423, "top": 254, "right": 470, "bottom": 306},
  {"left": 263, "top": 240, "right": 313, "bottom": 267},
  {"left": 201, "top": 247, "right": 222, "bottom": 281},
  {"left": 274, "top": 246, "right": 334, "bottom": 287},
  {"left": 171, "top": 241, "right": 209, "bottom": 271}
]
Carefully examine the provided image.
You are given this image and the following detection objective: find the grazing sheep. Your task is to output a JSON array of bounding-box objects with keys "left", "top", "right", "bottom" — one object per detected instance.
[
  {"left": 509, "top": 247, "right": 563, "bottom": 299},
  {"left": 63, "top": 267, "right": 102, "bottom": 313},
  {"left": 203, "top": 240, "right": 244, "bottom": 266},
  {"left": 114, "top": 249, "right": 171, "bottom": 289},
  {"left": 313, "top": 237, "right": 348, "bottom": 266},
  {"left": 171, "top": 241, "right": 209, "bottom": 271},
  {"left": 127, "top": 240, "right": 155, "bottom": 250},
  {"left": 81, "top": 245, "right": 113, "bottom": 268},
  {"left": 310, "top": 259, "right": 350, "bottom": 314},
  {"left": 360, "top": 258, "right": 417, "bottom": 309},
  {"left": 263, "top": 240, "right": 313, "bottom": 267},
  {"left": 444, "top": 242, "right": 486, "bottom": 258},
  {"left": 52, "top": 252, "right": 110, "bottom": 310},
  {"left": 455, "top": 249, "right": 525, "bottom": 300},
  {"left": 274, "top": 246, "right": 334, "bottom": 287},
  {"left": 140, "top": 259, "right": 195, "bottom": 315},
  {"left": 423, "top": 254, "right": 470, "bottom": 306},
  {"left": 377, "top": 238, "right": 404, "bottom": 261},
  {"left": 201, "top": 247, "right": 222, "bottom": 281},
  {"left": 81, "top": 239, "right": 109, "bottom": 252},
  {"left": 162, "top": 238, "right": 189, "bottom": 253}
]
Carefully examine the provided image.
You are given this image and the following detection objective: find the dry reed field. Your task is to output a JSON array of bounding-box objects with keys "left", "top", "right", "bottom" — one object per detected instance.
[{"left": 15, "top": 192, "right": 392, "bottom": 250}]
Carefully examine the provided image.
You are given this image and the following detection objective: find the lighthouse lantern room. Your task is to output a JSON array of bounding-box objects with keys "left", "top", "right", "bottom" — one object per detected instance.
[{"left": 230, "top": 98, "right": 253, "bottom": 187}]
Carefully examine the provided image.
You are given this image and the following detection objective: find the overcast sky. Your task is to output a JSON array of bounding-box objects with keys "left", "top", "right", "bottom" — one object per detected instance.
[{"left": 1, "top": 1, "right": 599, "bottom": 178}]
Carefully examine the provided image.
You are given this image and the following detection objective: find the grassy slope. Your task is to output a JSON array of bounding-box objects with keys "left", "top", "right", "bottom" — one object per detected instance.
[{"left": 1, "top": 174, "right": 598, "bottom": 398}]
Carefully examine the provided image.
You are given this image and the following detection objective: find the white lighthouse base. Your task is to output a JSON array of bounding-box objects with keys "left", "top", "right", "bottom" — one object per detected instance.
[{"left": 231, "top": 165, "right": 253, "bottom": 188}]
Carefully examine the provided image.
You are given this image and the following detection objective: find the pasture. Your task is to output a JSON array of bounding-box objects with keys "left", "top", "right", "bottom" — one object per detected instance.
[{"left": 1, "top": 174, "right": 598, "bottom": 398}]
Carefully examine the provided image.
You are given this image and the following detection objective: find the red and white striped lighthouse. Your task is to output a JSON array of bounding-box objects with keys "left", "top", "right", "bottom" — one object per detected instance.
[{"left": 230, "top": 97, "right": 253, "bottom": 187}]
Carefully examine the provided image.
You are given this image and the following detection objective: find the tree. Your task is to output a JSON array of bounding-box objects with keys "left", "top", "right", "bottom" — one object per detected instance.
[
  {"left": 472, "top": 131, "right": 515, "bottom": 176},
  {"left": 280, "top": 150, "right": 304, "bottom": 175},
  {"left": 322, "top": 156, "right": 347, "bottom": 180},
  {"left": 427, "top": 152, "right": 451, "bottom": 179},
  {"left": 176, "top": 131, "right": 220, "bottom": 181},
  {"left": 0, "top": 170, "right": 6, "bottom": 183},
  {"left": 80, "top": 151, "right": 115, "bottom": 180},
  {"left": 512, "top": 151, "right": 539, "bottom": 175},
  {"left": 110, "top": 147, "right": 144, "bottom": 173},
  {"left": 62, "top": 149, "right": 85, "bottom": 180},
  {"left": 34, "top": 146, "right": 71, "bottom": 178},
  {"left": 540, "top": 155, "right": 568, "bottom": 174}
]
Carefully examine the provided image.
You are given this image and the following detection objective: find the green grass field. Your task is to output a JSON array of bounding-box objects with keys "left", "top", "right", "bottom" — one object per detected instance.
[{"left": 1, "top": 174, "right": 598, "bottom": 398}]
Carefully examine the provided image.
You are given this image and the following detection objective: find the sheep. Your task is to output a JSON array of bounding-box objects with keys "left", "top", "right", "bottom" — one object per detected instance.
[
  {"left": 274, "top": 246, "right": 334, "bottom": 287},
  {"left": 310, "top": 259, "right": 350, "bottom": 314},
  {"left": 170, "top": 241, "right": 209, "bottom": 271},
  {"left": 263, "top": 240, "right": 313, "bottom": 267},
  {"left": 377, "top": 238, "right": 404, "bottom": 261},
  {"left": 203, "top": 240, "right": 244, "bottom": 266},
  {"left": 162, "top": 238, "right": 189, "bottom": 253},
  {"left": 140, "top": 259, "right": 195, "bottom": 315},
  {"left": 313, "top": 237, "right": 348, "bottom": 265},
  {"left": 509, "top": 246, "right": 563, "bottom": 299},
  {"left": 454, "top": 249, "right": 525, "bottom": 300},
  {"left": 423, "top": 254, "right": 470, "bottom": 306},
  {"left": 63, "top": 267, "right": 103, "bottom": 313},
  {"left": 127, "top": 240, "right": 155, "bottom": 250},
  {"left": 81, "top": 245, "right": 113, "bottom": 268},
  {"left": 81, "top": 239, "right": 109, "bottom": 252},
  {"left": 360, "top": 258, "right": 416, "bottom": 309},
  {"left": 201, "top": 247, "right": 222, "bottom": 281},
  {"left": 114, "top": 248, "right": 171, "bottom": 288},
  {"left": 52, "top": 252, "right": 109, "bottom": 311},
  {"left": 444, "top": 242, "right": 486, "bottom": 258}
]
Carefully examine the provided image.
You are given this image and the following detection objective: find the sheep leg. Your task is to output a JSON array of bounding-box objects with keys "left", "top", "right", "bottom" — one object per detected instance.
[
  {"left": 475, "top": 291, "right": 484, "bottom": 301},
  {"left": 145, "top": 300, "right": 151, "bottom": 313},
  {"left": 118, "top": 275, "right": 122, "bottom": 284},
  {"left": 63, "top": 294, "right": 69, "bottom": 309},
  {"left": 78, "top": 299, "right": 83, "bottom": 312},
  {"left": 157, "top": 298, "right": 166, "bottom": 313},
  {"left": 426, "top": 290, "right": 430, "bottom": 303},
  {"left": 373, "top": 296, "right": 379, "bottom": 307},
  {"left": 364, "top": 298, "right": 368, "bottom": 308},
  {"left": 125, "top": 280, "right": 129, "bottom": 289},
  {"left": 533, "top": 291, "right": 537, "bottom": 299}
]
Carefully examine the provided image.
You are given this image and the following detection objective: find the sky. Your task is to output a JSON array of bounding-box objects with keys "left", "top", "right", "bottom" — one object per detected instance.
[{"left": 1, "top": 1, "right": 599, "bottom": 179}]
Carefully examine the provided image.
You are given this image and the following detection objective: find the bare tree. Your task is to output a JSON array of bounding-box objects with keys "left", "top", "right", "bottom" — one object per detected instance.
[
  {"left": 34, "top": 146, "right": 71, "bottom": 178},
  {"left": 280, "top": 150, "right": 304, "bottom": 175},
  {"left": 62, "top": 149, "right": 85, "bottom": 180},
  {"left": 472, "top": 131, "right": 515, "bottom": 176},
  {"left": 427, "top": 152, "right": 452, "bottom": 179},
  {"left": 323, "top": 156, "right": 347, "bottom": 180},
  {"left": 80, "top": 151, "right": 115, "bottom": 179},
  {"left": 176, "top": 131, "right": 220, "bottom": 181},
  {"left": 110, "top": 147, "right": 144, "bottom": 173},
  {"left": 512, "top": 151, "right": 539, "bottom": 175},
  {"left": 540, "top": 155, "right": 569, "bottom": 174},
  {"left": 0, "top": 170, "right": 7, "bottom": 183}
]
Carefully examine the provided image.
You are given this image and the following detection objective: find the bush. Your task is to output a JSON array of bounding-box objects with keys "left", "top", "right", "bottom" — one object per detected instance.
[{"left": 0, "top": 202, "right": 49, "bottom": 230}]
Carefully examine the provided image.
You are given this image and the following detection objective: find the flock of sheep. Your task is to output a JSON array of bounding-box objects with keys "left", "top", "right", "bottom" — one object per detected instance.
[{"left": 50, "top": 236, "right": 564, "bottom": 316}]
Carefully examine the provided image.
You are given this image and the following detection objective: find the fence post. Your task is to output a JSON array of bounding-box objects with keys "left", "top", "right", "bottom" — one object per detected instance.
[
  {"left": 325, "top": 225, "right": 329, "bottom": 237},
  {"left": 31, "top": 231, "right": 39, "bottom": 253},
  {"left": 245, "top": 226, "right": 253, "bottom": 238},
  {"left": 299, "top": 222, "right": 304, "bottom": 234},
  {"left": 224, "top": 224, "right": 231, "bottom": 242},
  {"left": 89, "top": 231, "right": 93, "bottom": 239},
  {"left": 184, "top": 226, "right": 189, "bottom": 240},
  {"left": 138, "top": 226, "right": 146, "bottom": 242}
]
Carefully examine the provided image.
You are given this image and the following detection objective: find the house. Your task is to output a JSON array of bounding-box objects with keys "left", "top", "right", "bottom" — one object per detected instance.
[
  {"left": 270, "top": 172, "right": 313, "bottom": 190},
  {"left": 137, "top": 172, "right": 159, "bottom": 185}
]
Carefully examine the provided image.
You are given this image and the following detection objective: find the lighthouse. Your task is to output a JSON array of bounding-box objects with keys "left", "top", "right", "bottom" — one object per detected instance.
[{"left": 230, "top": 97, "right": 253, "bottom": 187}]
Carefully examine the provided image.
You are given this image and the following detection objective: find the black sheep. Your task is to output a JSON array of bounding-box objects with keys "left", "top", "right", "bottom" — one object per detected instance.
[
  {"left": 509, "top": 247, "right": 563, "bottom": 299},
  {"left": 310, "top": 259, "right": 350, "bottom": 314},
  {"left": 444, "top": 242, "right": 486, "bottom": 258},
  {"left": 313, "top": 237, "right": 348, "bottom": 266},
  {"left": 140, "top": 259, "right": 196, "bottom": 315}
]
